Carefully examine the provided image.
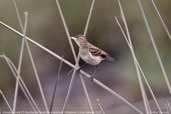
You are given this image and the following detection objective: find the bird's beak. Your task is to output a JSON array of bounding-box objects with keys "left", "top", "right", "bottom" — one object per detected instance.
[{"left": 70, "top": 37, "right": 77, "bottom": 41}]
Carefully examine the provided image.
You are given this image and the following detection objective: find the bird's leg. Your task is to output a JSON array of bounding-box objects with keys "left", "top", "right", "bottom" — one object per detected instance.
[{"left": 90, "top": 66, "right": 98, "bottom": 82}]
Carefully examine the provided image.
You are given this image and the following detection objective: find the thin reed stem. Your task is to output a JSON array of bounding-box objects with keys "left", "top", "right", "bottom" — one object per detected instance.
[
  {"left": 12, "top": 12, "right": 28, "bottom": 114},
  {"left": 96, "top": 98, "right": 106, "bottom": 114},
  {"left": 80, "top": 75, "right": 94, "bottom": 113},
  {"left": 56, "top": 0, "right": 96, "bottom": 113},
  {"left": 150, "top": 0, "right": 171, "bottom": 40},
  {"left": 84, "top": 0, "right": 95, "bottom": 36},
  {"left": 0, "top": 90, "right": 12, "bottom": 112},
  {"left": 49, "top": 58, "right": 63, "bottom": 114},
  {"left": 0, "top": 21, "right": 75, "bottom": 68},
  {"left": 117, "top": 0, "right": 150, "bottom": 113},
  {"left": 55, "top": 0, "right": 79, "bottom": 113},
  {"left": 137, "top": 62, "right": 162, "bottom": 113},
  {"left": 115, "top": 16, "right": 162, "bottom": 113},
  {"left": 167, "top": 101, "right": 171, "bottom": 113},
  {"left": 12, "top": 0, "right": 28, "bottom": 112},
  {"left": 25, "top": 32, "right": 49, "bottom": 112},
  {"left": 0, "top": 21, "right": 144, "bottom": 114},
  {"left": 61, "top": 66, "right": 78, "bottom": 114},
  {"left": 55, "top": 0, "right": 77, "bottom": 61},
  {"left": 12, "top": 0, "right": 49, "bottom": 112},
  {"left": 137, "top": 0, "right": 171, "bottom": 95},
  {"left": 1, "top": 55, "right": 41, "bottom": 113},
  {"left": 81, "top": 0, "right": 96, "bottom": 112}
]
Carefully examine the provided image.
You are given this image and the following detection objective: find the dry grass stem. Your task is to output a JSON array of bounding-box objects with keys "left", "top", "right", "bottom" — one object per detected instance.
[
  {"left": 1, "top": 55, "right": 41, "bottom": 112},
  {"left": 115, "top": 16, "right": 162, "bottom": 113},
  {"left": 0, "top": 21, "right": 144, "bottom": 114},
  {"left": 12, "top": 12, "right": 28, "bottom": 114},
  {"left": 0, "top": 90, "right": 12, "bottom": 112},
  {"left": 49, "top": 58, "right": 63, "bottom": 114},
  {"left": 55, "top": 0, "right": 77, "bottom": 61},
  {"left": 96, "top": 98, "right": 106, "bottom": 114},
  {"left": 80, "top": 75, "right": 94, "bottom": 113},
  {"left": 12, "top": 0, "right": 49, "bottom": 112},
  {"left": 137, "top": 0, "right": 171, "bottom": 95},
  {"left": 56, "top": 0, "right": 95, "bottom": 113},
  {"left": 150, "top": 0, "right": 171, "bottom": 41},
  {"left": 84, "top": 0, "right": 95, "bottom": 36},
  {"left": 117, "top": 0, "right": 150, "bottom": 113}
]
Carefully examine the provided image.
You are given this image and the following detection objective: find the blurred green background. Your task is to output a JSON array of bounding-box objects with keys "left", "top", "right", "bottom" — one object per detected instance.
[{"left": 0, "top": 0, "right": 171, "bottom": 113}]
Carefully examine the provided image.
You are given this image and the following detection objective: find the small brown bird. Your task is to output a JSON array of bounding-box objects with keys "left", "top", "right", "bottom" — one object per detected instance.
[{"left": 71, "top": 34, "right": 114, "bottom": 66}]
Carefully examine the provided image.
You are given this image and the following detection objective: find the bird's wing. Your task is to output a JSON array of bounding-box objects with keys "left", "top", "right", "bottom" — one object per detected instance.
[
  {"left": 88, "top": 43, "right": 107, "bottom": 57},
  {"left": 88, "top": 43, "right": 114, "bottom": 61}
]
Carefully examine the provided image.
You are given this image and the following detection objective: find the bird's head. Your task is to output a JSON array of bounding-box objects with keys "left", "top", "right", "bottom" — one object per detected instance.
[{"left": 71, "top": 34, "right": 87, "bottom": 47}]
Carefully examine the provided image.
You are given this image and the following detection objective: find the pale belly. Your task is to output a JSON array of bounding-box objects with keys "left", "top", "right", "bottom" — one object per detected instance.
[{"left": 79, "top": 49, "right": 102, "bottom": 65}]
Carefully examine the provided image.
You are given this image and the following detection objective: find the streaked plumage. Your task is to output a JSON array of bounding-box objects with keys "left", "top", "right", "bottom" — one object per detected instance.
[{"left": 71, "top": 34, "right": 113, "bottom": 65}]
